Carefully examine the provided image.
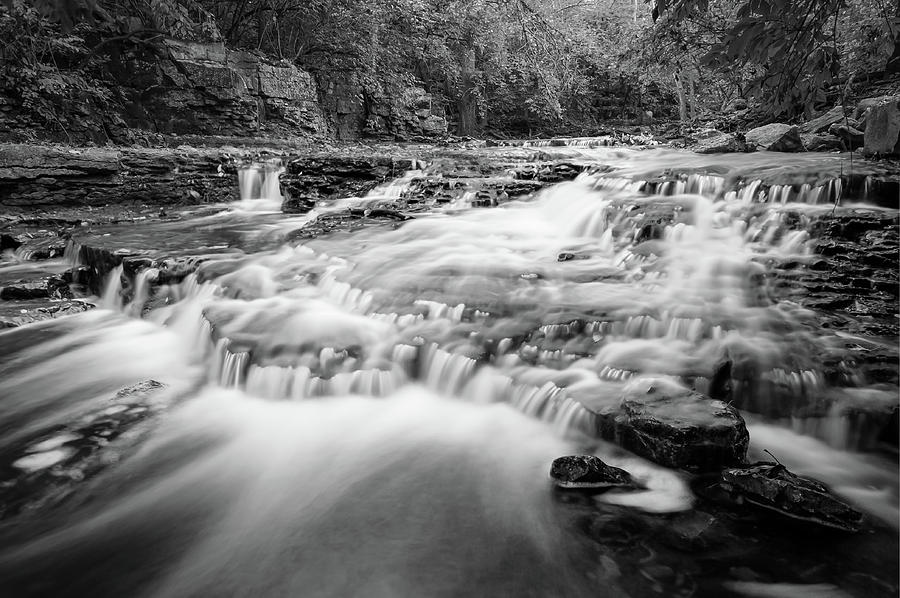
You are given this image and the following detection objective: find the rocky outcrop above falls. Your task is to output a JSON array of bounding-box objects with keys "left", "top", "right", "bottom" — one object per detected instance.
[{"left": 0, "top": 144, "right": 240, "bottom": 209}]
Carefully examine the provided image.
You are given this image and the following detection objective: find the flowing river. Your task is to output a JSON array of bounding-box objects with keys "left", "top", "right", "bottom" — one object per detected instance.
[{"left": 0, "top": 143, "right": 897, "bottom": 597}]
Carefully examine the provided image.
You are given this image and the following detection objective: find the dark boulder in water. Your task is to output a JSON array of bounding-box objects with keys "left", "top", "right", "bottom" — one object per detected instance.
[
  {"left": 609, "top": 379, "right": 749, "bottom": 472},
  {"left": 719, "top": 462, "right": 864, "bottom": 532},
  {"left": 550, "top": 455, "right": 635, "bottom": 491}
]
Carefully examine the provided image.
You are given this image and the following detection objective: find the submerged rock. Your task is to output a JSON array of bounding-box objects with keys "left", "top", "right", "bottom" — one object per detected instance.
[
  {"left": 550, "top": 455, "right": 635, "bottom": 491},
  {"left": 745, "top": 124, "right": 803, "bottom": 152},
  {"left": 719, "top": 462, "right": 864, "bottom": 532},
  {"left": 609, "top": 378, "right": 749, "bottom": 472},
  {"left": 0, "top": 379, "right": 171, "bottom": 519}
]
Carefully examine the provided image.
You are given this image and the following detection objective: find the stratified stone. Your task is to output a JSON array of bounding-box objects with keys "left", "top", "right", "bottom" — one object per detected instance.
[
  {"left": 745, "top": 124, "right": 803, "bottom": 152},
  {"left": 550, "top": 455, "right": 635, "bottom": 490},
  {"left": 0, "top": 280, "right": 48, "bottom": 300}
]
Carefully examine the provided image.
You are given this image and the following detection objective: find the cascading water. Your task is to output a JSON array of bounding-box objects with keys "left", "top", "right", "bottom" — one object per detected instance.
[{"left": 0, "top": 142, "right": 897, "bottom": 597}]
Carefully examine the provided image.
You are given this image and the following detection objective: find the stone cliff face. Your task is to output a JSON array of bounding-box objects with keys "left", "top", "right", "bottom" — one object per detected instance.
[
  {"left": 148, "top": 39, "right": 329, "bottom": 138},
  {"left": 0, "top": 4, "right": 446, "bottom": 144}
]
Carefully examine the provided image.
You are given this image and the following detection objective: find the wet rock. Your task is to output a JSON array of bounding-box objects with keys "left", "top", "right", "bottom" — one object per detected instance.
[
  {"left": 282, "top": 195, "right": 317, "bottom": 214},
  {"left": 0, "top": 300, "right": 93, "bottom": 328},
  {"left": 800, "top": 106, "right": 847, "bottom": 134},
  {"left": 694, "top": 132, "right": 747, "bottom": 154},
  {"left": 14, "top": 235, "right": 69, "bottom": 260},
  {"left": 609, "top": 378, "right": 749, "bottom": 471},
  {"left": 550, "top": 455, "right": 635, "bottom": 491},
  {"left": 862, "top": 97, "right": 900, "bottom": 156},
  {"left": 0, "top": 280, "right": 48, "bottom": 300},
  {"left": 745, "top": 124, "right": 803, "bottom": 152},
  {"left": 719, "top": 462, "right": 864, "bottom": 532}
]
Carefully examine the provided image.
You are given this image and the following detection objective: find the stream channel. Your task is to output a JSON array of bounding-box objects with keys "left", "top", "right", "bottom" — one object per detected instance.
[{"left": 0, "top": 141, "right": 897, "bottom": 597}]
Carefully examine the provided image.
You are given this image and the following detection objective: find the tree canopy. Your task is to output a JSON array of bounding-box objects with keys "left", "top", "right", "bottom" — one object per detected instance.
[{"left": 3, "top": 0, "right": 898, "bottom": 136}]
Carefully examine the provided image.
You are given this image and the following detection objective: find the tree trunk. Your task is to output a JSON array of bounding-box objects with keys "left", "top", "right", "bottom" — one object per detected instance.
[
  {"left": 687, "top": 75, "right": 697, "bottom": 121},
  {"left": 457, "top": 48, "right": 478, "bottom": 136},
  {"left": 673, "top": 71, "right": 688, "bottom": 123}
]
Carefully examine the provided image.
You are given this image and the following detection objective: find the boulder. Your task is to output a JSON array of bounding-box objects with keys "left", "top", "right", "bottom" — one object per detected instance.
[
  {"left": 829, "top": 122, "right": 865, "bottom": 149},
  {"left": 550, "top": 455, "right": 636, "bottom": 491},
  {"left": 609, "top": 378, "right": 750, "bottom": 471},
  {"left": 745, "top": 124, "right": 803, "bottom": 152},
  {"left": 799, "top": 106, "right": 846, "bottom": 134},
  {"left": 719, "top": 462, "right": 864, "bottom": 532},
  {"left": 801, "top": 133, "right": 842, "bottom": 152},
  {"left": 862, "top": 97, "right": 900, "bottom": 156},
  {"left": 694, "top": 133, "right": 747, "bottom": 154}
]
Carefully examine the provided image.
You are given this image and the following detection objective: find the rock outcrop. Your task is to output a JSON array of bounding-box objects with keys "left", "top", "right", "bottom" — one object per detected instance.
[{"left": 0, "top": 144, "right": 239, "bottom": 208}]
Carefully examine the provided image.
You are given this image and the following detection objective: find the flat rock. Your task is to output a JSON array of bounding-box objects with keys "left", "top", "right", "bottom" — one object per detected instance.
[
  {"left": 745, "top": 124, "right": 803, "bottom": 152},
  {"left": 719, "top": 462, "right": 864, "bottom": 532},
  {"left": 550, "top": 455, "right": 635, "bottom": 490}
]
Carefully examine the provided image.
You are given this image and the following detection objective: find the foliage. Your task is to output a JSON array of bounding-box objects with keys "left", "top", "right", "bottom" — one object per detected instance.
[{"left": 651, "top": 0, "right": 898, "bottom": 118}]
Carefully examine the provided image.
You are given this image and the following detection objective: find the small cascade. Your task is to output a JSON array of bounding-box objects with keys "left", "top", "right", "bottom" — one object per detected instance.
[
  {"left": 365, "top": 168, "right": 423, "bottom": 199},
  {"left": 98, "top": 264, "right": 124, "bottom": 310},
  {"left": 125, "top": 267, "right": 159, "bottom": 317},
  {"left": 237, "top": 160, "right": 285, "bottom": 208},
  {"left": 421, "top": 344, "right": 478, "bottom": 395}
]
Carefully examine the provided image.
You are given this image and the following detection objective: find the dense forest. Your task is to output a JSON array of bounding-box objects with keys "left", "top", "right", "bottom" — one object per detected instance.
[{"left": 1, "top": 0, "right": 898, "bottom": 141}]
